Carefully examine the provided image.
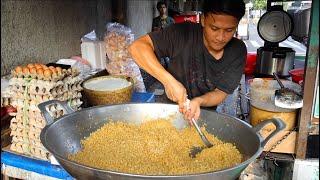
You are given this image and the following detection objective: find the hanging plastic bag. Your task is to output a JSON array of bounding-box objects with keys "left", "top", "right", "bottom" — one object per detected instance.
[{"left": 104, "top": 23, "right": 146, "bottom": 92}]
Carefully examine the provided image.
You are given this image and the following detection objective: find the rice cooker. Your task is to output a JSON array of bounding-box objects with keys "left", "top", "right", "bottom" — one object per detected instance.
[{"left": 255, "top": 8, "right": 295, "bottom": 77}]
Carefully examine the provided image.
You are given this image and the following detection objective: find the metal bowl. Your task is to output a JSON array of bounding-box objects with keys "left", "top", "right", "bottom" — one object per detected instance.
[
  {"left": 82, "top": 75, "right": 133, "bottom": 106},
  {"left": 38, "top": 101, "right": 285, "bottom": 180}
]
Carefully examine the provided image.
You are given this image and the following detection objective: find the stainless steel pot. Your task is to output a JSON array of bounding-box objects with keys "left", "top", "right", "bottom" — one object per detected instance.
[
  {"left": 255, "top": 47, "right": 295, "bottom": 77},
  {"left": 39, "top": 100, "right": 285, "bottom": 180}
]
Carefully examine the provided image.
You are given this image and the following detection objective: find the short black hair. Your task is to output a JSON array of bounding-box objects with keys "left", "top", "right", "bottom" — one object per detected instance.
[
  {"left": 202, "top": 0, "right": 245, "bottom": 21},
  {"left": 157, "top": 1, "right": 167, "bottom": 11}
]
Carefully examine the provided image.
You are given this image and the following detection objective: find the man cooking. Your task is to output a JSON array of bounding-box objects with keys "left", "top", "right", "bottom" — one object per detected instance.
[{"left": 128, "top": 0, "right": 246, "bottom": 121}]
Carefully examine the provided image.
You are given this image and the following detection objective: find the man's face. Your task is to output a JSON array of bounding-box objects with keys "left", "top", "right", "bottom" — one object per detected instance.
[
  {"left": 159, "top": 5, "right": 167, "bottom": 15},
  {"left": 201, "top": 13, "right": 238, "bottom": 52}
]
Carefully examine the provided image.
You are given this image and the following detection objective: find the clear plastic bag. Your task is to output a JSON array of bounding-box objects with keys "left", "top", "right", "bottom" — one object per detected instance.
[
  {"left": 104, "top": 23, "right": 146, "bottom": 92},
  {"left": 104, "top": 23, "right": 134, "bottom": 63}
]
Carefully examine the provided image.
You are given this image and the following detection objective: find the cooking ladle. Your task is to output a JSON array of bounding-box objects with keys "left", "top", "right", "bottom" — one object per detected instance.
[
  {"left": 189, "top": 118, "right": 214, "bottom": 158},
  {"left": 272, "top": 72, "right": 303, "bottom": 109},
  {"left": 184, "top": 99, "right": 213, "bottom": 158}
]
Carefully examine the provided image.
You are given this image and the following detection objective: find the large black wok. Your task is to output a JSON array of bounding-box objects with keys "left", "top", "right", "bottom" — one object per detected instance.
[{"left": 38, "top": 100, "right": 285, "bottom": 180}]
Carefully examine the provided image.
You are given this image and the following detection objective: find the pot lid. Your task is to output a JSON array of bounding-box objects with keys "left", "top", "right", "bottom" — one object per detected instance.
[{"left": 258, "top": 10, "right": 293, "bottom": 43}]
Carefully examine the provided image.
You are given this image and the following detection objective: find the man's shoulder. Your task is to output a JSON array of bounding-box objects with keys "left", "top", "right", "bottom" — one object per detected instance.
[
  {"left": 222, "top": 38, "right": 247, "bottom": 65},
  {"left": 228, "top": 38, "right": 246, "bottom": 50}
]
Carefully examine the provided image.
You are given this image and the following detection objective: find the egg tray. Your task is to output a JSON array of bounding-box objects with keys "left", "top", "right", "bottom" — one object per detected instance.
[
  {"left": 62, "top": 76, "right": 83, "bottom": 85},
  {"left": 10, "top": 132, "right": 45, "bottom": 148},
  {"left": 9, "top": 88, "right": 82, "bottom": 101},
  {"left": 10, "top": 141, "right": 30, "bottom": 154},
  {"left": 7, "top": 64, "right": 82, "bottom": 161},
  {"left": 29, "top": 139, "right": 43, "bottom": 148},
  {"left": 10, "top": 123, "right": 44, "bottom": 151},
  {"left": 10, "top": 119, "right": 50, "bottom": 160},
  {"left": 1, "top": 97, "right": 12, "bottom": 107},
  {"left": 10, "top": 92, "right": 82, "bottom": 108},
  {"left": 8, "top": 78, "right": 83, "bottom": 95},
  {"left": 10, "top": 126, "right": 29, "bottom": 139},
  {"left": 11, "top": 116, "right": 46, "bottom": 130},
  {"left": 11, "top": 67, "right": 80, "bottom": 82},
  {"left": 14, "top": 109, "right": 44, "bottom": 121},
  {"left": 11, "top": 102, "right": 81, "bottom": 117},
  {"left": 11, "top": 98, "right": 82, "bottom": 124},
  {"left": 8, "top": 78, "right": 79, "bottom": 89},
  {"left": 11, "top": 129, "right": 42, "bottom": 144},
  {"left": 10, "top": 117, "right": 43, "bottom": 131},
  {"left": 10, "top": 141, "right": 49, "bottom": 160},
  {"left": 9, "top": 140, "right": 50, "bottom": 161},
  {"left": 11, "top": 70, "right": 65, "bottom": 82},
  {"left": 10, "top": 136, "right": 44, "bottom": 152},
  {"left": 9, "top": 99, "right": 82, "bottom": 130},
  {"left": 11, "top": 98, "right": 82, "bottom": 114}
]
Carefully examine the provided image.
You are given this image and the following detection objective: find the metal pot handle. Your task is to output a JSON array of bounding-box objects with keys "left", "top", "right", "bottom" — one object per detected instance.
[
  {"left": 252, "top": 118, "right": 286, "bottom": 147},
  {"left": 38, "top": 100, "right": 75, "bottom": 125}
]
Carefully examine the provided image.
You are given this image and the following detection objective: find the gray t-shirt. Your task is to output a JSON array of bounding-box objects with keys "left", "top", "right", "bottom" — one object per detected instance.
[{"left": 149, "top": 22, "right": 247, "bottom": 98}]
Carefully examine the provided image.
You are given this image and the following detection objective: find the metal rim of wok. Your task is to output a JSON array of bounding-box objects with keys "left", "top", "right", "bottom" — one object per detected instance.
[{"left": 39, "top": 101, "right": 285, "bottom": 179}]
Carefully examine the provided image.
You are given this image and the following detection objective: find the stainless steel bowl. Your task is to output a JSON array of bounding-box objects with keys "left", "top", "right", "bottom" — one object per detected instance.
[{"left": 39, "top": 100, "right": 285, "bottom": 180}]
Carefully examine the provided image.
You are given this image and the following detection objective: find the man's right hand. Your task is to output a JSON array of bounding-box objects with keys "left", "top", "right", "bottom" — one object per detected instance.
[
  {"left": 128, "top": 35, "right": 187, "bottom": 110},
  {"left": 163, "top": 79, "right": 187, "bottom": 112}
]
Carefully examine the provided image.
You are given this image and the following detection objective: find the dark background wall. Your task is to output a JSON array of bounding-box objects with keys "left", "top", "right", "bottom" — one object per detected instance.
[
  {"left": 1, "top": 0, "right": 161, "bottom": 76},
  {"left": 127, "top": 0, "right": 157, "bottom": 39},
  {"left": 1, "top": 0, "right": 193, "bottom": 76},
  {"left": 1, "top": 0, "right": 99, "bottom": 75}
]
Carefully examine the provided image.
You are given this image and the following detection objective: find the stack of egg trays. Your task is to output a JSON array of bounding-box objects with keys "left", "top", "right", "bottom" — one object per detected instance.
[{"left": 8, "top": 69, "right": 83, "bottom": 160}]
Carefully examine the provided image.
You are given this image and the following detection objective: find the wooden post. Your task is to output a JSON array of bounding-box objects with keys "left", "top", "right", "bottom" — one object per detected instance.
[{"left": 295, "top": 0, "right": 319, "bottom": 159}]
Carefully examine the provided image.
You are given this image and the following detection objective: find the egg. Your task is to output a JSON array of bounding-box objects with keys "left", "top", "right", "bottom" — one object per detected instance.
[
  {"left": 29, "top": 67, "right": 37, "bottom": 74},
  {"left": 50, "top": 67, "right": 57, "bottom": 73},
  {"left": 34, "top": 64, "right": 42, "bottom": 69},
  {"left": 51, "top": 71, "right": 58, "bottom": 79},
  {"left": 36, "top": 68, "right": 44, "bottom": 76},
  {"left": 22, "top": 67, "right": 30, "bottom": 74},
  {"left": 55, "top": 66, "right": 62, "bottom": 72},
  {"left": 15, "top": 66, "right": 23, "bottom": 74},
  {"left": 44, "top": 69, "right": 52, "bottom": 78},
  {"left": 35, "top": 66, "right": 43, "bottom": 70},
  {"left": 55, "top": 67, "right": 62, "bottom": 75},
  {"left": 41, "top": 64, "right": 48, "bottom": 69},
  {"left": 27, "top": 64, "right": 35, "bottom": 69}
]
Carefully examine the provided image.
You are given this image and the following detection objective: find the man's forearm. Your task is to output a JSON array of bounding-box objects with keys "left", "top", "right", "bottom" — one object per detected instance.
[
  {"left": 128, "top": 35, "right": 174, "bottom": 85},
  {"left": 193, "top": 89, "right": 228, "bottom": 107}
]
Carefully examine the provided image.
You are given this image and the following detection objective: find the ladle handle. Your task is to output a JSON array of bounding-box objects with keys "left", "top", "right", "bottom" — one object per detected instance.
[
  {"left": 273, "top": 72, "right": 285, "bottom": 89},
  {"left": 38, "top": 100, "right": 75, "bottom": 125},
  {"left": 253, "top": 118, "right": 286, "bottom": 147},
  {"left": 191, "top": 118, "right": 213, "bottom": 148}
]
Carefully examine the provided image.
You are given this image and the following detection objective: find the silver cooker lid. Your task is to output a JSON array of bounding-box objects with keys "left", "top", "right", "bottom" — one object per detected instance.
[{"left": 258, "top": 10, "right": 293, "bottom": 43}]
